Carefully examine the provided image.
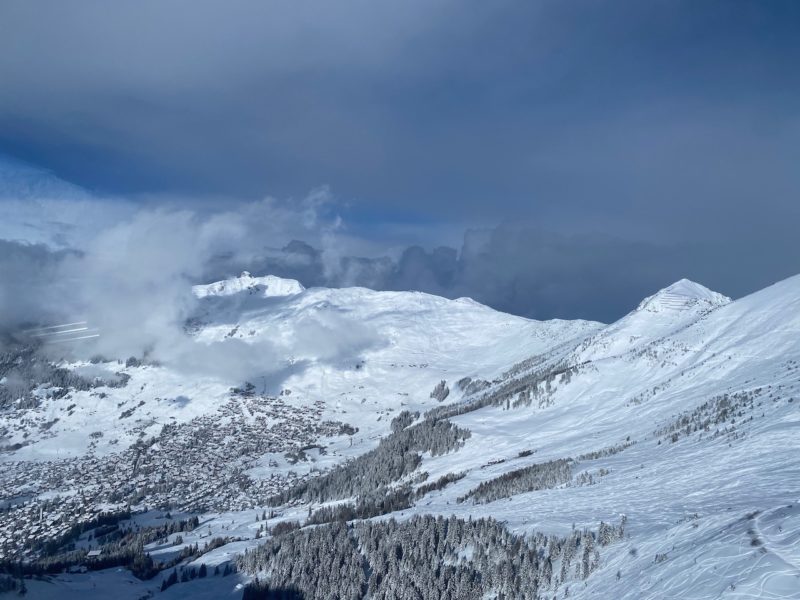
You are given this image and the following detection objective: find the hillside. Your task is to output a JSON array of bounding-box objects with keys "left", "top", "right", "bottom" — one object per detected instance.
[{"left": 1, "top": 274, "right": 798, "bottom": 599}]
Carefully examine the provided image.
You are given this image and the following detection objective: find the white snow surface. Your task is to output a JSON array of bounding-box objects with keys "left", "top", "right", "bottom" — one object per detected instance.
[
  {"left": 4, "top": 273, "right": 800, "bottom": 599},
  {"left": 637, "top": 278, "right": 731, "bottom": 313},
  {"left": 192, "top": 271, "right": 305, "bottom": 299}
]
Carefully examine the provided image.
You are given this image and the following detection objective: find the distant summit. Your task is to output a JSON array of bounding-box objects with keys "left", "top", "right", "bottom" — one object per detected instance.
[
  {"left": 573, "top": 278, "right": 731, "bottom": 363},
  {"left": 192, "top": 272, "right": 305, "bottom": 299},
  {"left": 636, "top": 278, "right": 731, "bottom": 314}
]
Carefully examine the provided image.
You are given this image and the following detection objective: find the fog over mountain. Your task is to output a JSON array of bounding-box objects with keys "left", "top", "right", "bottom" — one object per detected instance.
[
  {"left": 1, "top": 162, "right": 798, "bottom": 337},
  {"left": 1, "top": 3, "right": 799, "bottom": 599},
  {"left": 2, "top": 0, "right": 800, "bottom": 327}
]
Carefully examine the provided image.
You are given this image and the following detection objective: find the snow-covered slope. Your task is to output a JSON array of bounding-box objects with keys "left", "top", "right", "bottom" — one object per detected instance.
[
  {"left": 408, "top": 275, "right": 800, "bottom": 598},
  {"left": 573, "top": 278, "right": 730, "bottom": 363},
  {"left": 637, "top": 278, "right": 730, "bottom": 313},
  {"left": 2, "top": 273, "right": 799, "bottom": 599},
  {"left": 192, "top": 273, "right": 600, "bottom": 386},
  {"left": 0, "top": 272, "right": 600, "bottom": 460}
]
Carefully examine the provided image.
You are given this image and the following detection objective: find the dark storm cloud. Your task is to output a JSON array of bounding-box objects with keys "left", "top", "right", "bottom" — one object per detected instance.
[
  {"left": 1, "top": 1, "right": 799, "bottom": 322},
  {"left": 1, "top": 1, "right": 798, "bottom": 219},
  {"left": 0, "top": 0, "right": 455, "bottom": 197}
]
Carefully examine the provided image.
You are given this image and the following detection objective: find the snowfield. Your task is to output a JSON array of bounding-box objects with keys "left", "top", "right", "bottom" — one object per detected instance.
[{"left": 1, "top": 272, "right": 799, "bottom": 598}]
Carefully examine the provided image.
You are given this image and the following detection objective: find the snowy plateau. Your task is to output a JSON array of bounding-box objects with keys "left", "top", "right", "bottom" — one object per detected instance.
[{"left": 1, "top": 271, "right": 799, "bottom": 599}]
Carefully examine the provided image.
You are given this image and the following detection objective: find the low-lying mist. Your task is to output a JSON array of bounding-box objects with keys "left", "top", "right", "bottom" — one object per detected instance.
[{"left": 0, "top": 192, "right": 381, "bottom": 385}]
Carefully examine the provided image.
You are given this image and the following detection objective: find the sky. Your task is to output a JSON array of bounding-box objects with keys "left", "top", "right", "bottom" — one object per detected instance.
[{"left": 1, "top": 0, "right": 799, "bottom": 328}]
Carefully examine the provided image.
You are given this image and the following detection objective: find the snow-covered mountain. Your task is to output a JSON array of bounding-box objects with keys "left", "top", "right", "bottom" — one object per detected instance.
[
  {"left": 572, "top": 278, "right": 731, "bottom": 363},
  {"left": 192, "top": 271, "right": 306, "bottom": 299},
  {"left": 1, "top": 273, "right": 798, "bottom": 599}
]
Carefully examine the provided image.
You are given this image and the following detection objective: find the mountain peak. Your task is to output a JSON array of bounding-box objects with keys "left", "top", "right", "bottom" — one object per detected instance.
[
  {"left": 193, "top": 272, "right": 305, "bottom": 299},
  {"left": 636, "top": 278, "right": 731, "bottom": 313}
]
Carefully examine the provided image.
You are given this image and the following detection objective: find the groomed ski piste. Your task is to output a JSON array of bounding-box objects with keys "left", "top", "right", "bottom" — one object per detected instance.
[{"left": 2, "top": 272, "right": 799, "bottom": 599}]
